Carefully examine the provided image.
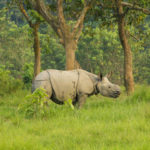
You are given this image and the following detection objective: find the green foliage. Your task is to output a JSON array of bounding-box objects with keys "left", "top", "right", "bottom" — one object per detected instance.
[
  {"left": 18, "top": 88, "right": 49, "bottom": 118},
  {"left": 40, "top": 25, "right": 65, "bottom": 70},
  {"left": 28, "top": 9, "right": 44, "bottom": 23},
  {"left": 22, "top": 63, "right": 34, "bottom": 88},
  {"left": 64, "top": 98, "right": 74, "bottom": 110},
  {"left": 0, "top": 65, "right": 23, "bottom": 96},
  {"left": 0, "top": 8, "right": 34, "bottom": 78},
  {"left": 77, "top": 26, "right": 124, "bottom": 84},
  {"left": 131, "top": 22, "right": 150, "bottom": 84}
]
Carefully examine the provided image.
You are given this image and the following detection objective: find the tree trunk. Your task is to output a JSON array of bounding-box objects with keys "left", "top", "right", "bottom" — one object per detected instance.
[
  {"left": 64, "top": 39, "right": 77, "bottom": 70},
  {"left": 18, "top": 3, "right": 41, "bottom": 79},
  {"left": 32, "top": 0, "right": 90, "bottom": 71},
  {"left": 33, "top": 23, "right": 41, "bottom": 78},
  {"left": 116, "top": 0, "right": 134, "bottom": 94}
]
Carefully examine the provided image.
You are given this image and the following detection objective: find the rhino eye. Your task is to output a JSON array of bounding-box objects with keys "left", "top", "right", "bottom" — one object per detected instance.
[{"left": 108, "top": 86, "right": 111, "bottom": 88}]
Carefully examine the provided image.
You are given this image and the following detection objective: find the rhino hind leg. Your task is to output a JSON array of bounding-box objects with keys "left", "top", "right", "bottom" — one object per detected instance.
[{"left": 75, "top": 94, "right": 88, "bottom": 109}]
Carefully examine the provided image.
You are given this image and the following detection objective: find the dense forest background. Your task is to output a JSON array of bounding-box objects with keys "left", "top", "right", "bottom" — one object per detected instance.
[{"left": 0, "top": 0, "right": 150, "bottom": 95}]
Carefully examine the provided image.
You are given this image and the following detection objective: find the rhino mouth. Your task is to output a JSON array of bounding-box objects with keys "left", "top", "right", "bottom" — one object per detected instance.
[{"left": 110, "top": 91, "right": 120, "bottom": 98}]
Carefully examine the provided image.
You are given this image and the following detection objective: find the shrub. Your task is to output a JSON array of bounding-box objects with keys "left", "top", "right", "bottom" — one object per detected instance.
[
  {"left": 22, "top": 63, "right": 34, "bottom": 89},
  {"left": 0, "top": 65, "right": 23, "bottom": 96},
  {"left": 64, "top": 98, "right": 74, "bottom": 110},
  {"left": 18, "top": 88, "right": 49, "bottom": 118}
]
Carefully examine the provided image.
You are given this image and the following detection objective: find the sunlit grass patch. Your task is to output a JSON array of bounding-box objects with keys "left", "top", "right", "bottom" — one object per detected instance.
[{"left": 0, "top": 85, "right": 150, "bottom": 150}]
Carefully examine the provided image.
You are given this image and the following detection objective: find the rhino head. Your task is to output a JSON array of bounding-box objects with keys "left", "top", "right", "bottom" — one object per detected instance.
[{"left": 96, "top": 73, "right": 121, "bottom": 98}]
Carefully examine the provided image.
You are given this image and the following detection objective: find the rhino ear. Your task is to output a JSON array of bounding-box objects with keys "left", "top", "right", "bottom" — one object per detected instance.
[
  {"left": 98, "top": 72, "right": 103, "bottom": 81},
  {"left": 106, "top": 71, "right": 112, "bottom": 78}
]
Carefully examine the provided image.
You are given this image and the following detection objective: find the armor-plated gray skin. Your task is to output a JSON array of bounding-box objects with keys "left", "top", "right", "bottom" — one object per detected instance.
[{"left": 32, "top": 69, "right": 121, "bottom": 108}]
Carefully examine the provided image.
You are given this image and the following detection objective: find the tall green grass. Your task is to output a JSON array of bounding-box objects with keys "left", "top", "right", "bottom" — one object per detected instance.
[{"left": 0, "top": 85, "right": 150, "bottom": 150}]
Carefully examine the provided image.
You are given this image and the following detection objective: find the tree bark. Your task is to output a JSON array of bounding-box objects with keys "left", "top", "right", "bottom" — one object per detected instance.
[
  {"left": 33, "top": 23, "right": 41, "bottom": 78},
  {"left": 116, "top": 0, "right": 134, "bottom": 94},
  {"left": 65, "top": 46, "right": 75, "bottom": 70},
  {"left": 64, "top": 39, "right": 76, "bottom": 70}
]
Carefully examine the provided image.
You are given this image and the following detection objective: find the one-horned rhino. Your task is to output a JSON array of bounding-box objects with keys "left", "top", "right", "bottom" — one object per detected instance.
[{"left": 32, "top": 69, "right": 121, "bottom": 108}]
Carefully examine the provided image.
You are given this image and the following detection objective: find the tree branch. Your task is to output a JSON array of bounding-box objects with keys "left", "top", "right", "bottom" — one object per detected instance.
[
  {"left": 74, "top": 23, "right": 83, "bottom": 43},
  {"left": 31, "top": 0, "right": 62, "bottom": 38},
  {"left": 18, "top": 2, "right": 33, "bottom": 27},
  {"left": 73, "top": 0, "right": 96, "bottom": 41},
  {"left": 72, "top": 3, "right": 91, "bottom": 36},
  {"left": 127, "top": 30, "right": 140, "bottom": 41},
  {"left": 121, "top": 2, "right": 150, "bottom": 15},
  {"left": 95, "top": 1, "right": 150, "bottom": 15},
  {"left": 57, "top": 0, "right": 66, "bottom": 30}
]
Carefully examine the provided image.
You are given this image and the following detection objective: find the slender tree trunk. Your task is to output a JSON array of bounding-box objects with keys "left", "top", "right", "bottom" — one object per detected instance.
[
  {"left": 33, "top": 23, "right": 41, "bottom": 78},
  {"left": 116, "top": 0, "right": 134, "bottom": 94},
  {"left": 18, "top": 3, "right": 41, "bottom": 79}
]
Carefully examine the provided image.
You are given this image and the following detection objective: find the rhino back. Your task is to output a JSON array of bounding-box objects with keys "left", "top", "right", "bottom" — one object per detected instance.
[{"left": 35, "top": 71, "right": 50, "bottom": 81}]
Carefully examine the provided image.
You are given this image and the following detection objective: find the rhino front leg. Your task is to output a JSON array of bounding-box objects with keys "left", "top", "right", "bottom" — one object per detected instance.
[{"left": 77, "top": 94, "right": 88, "bottom": 109}]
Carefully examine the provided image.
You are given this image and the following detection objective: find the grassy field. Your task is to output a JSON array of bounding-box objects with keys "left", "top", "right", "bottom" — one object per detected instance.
[{"left": 0, "top": 85, "right": 150, "bottom": 150}]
